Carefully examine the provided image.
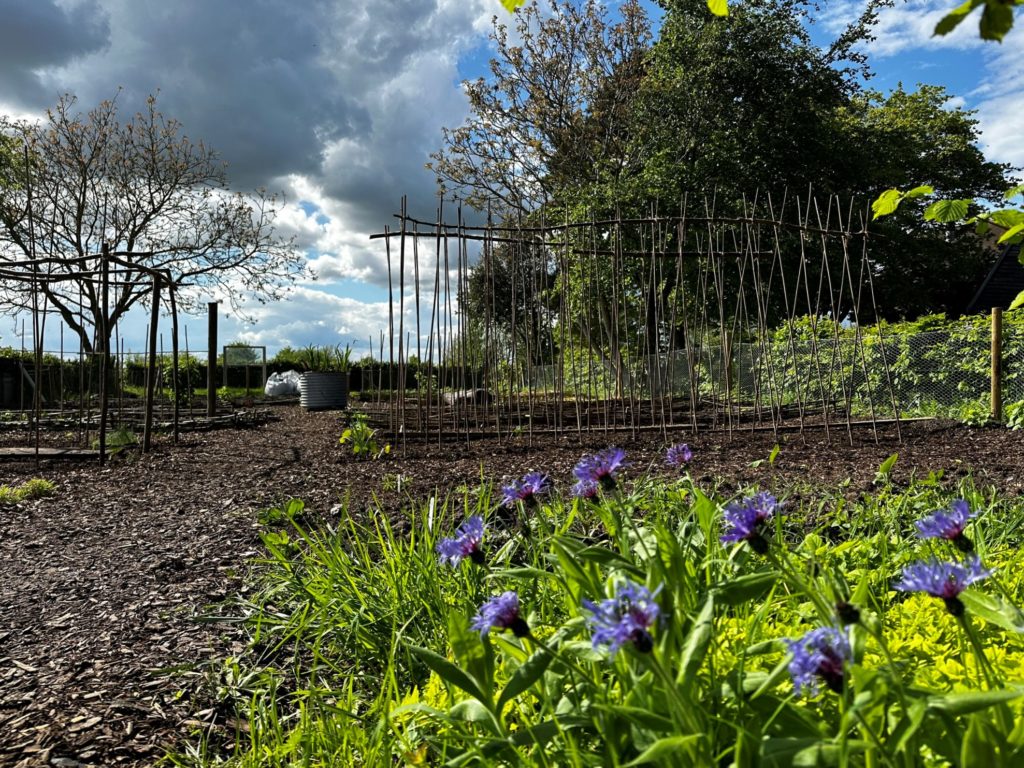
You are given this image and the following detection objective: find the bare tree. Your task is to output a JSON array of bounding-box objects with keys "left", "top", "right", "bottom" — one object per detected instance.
[
  {"left": 428, "top": 0, "right": 651, "bottom": 214},
  {"left": 0, "top": 93, "right": 307, "bottom": 353}
]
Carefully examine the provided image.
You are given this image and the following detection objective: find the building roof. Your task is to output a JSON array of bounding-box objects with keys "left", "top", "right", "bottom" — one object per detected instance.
[{"left": 965, "top": 243, "right": 1024, "bottom": 315}]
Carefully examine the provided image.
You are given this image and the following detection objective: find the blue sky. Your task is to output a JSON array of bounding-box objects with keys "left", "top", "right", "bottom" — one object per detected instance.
[{"left": 0, "top": 0, "right": 1019, "bottom": 359}]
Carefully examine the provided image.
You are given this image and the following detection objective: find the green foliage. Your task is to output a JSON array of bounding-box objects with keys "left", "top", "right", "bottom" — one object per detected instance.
[
  {"left": 175, "top": 461, "right": 1024, "bottom": 766},
  {"left": 221, "top": 343, "right": 261, "bottom": 366},
  {"left": 1006, "top": 400, "right": 1024, "bottom": 430},
  {"left": 257, "top": 498, "right": 305, "bottom": 527},
  {"left": 452, "top": 2, "right": 1012, "bottom": 329},
  {"left": 873, "top": 184, "right": 1024, "bottom": 310},
  {"left": 268, "top": 346, "right": 306, "bottom": 367},
  {"left": 339, "top": 412, "right": 390, "bottom": 460},
  {"left": 958, "top": 400, "right": 995, "bottom": 427},
  {"left": 299, "top": 343, "right": 353, "bottom": 373},
  {"left": 0, "top": 477, "right": 56, "bottom": 504},
  {"left": 935, "top": 0, "right": 1022, "bottom": 41},
  {"left": 91, "top": 426, "right": 138, "bottom": 456},
  {"left": 161, "top": 355, "right": 202, "bottom": 406}
]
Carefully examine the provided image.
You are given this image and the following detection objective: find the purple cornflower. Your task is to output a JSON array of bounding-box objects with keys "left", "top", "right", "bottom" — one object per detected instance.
[
  {"left": 893, "top": 556, "right": 992, "bottom": 616},
  {"left": 471, "top": 591, "right": 530, "bottom": 637},
  {"left": 720, "top": 491, "right": 779, "bottom": 554},
  {"left": 583, "top": 580, "right": 661, "bottom": 656},
  {"left": 573, "top": 447, "right": 628, "bottom": 491},
  {"left": 572, "top": 478, "right": 600, "bottom": 502},
  {"left": 786, "top": 627, "right": 851, "bottom": 695},
  {"left": 915, "top": 500, "right": 975, "bottom": 552},
  {"left": 436, "top": 515, "right": 485, "bottom": 567},
  {"left": 500, "top": 471, "right": 551, "bottom": 509},
  {"left": 665, "top": 443, "right": 693, "bottom": 469}
]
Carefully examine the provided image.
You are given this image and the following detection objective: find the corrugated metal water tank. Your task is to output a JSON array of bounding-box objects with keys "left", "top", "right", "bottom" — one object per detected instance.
[{"left": 299, "top": 372, "right": 349, "bottom": 410}]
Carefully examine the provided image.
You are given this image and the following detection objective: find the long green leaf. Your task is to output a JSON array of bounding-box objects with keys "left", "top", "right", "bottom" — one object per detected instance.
[
  {"left": 714, "top": 571, "right": 778, "bottom": 605},
  {"left": 408, "top": 644, "right": 490, "bottom": 707},
  {"left": 497, "top": 649, "right": 552, "bottom": 714},
  {"left": 508, "top": 715, "right": 589, "bottom": 747},
  {"left": 449, "top": 698, "right": 493, "bottom": 723},
  {"left": 761, "top": 738, "right": 868, "bottom": 767},
  {"left": 934, "top": 0, "right": 983, "bottom": 35},
  {"left": 449, "top": 612, "right": 494, "bottom": 701},
  {"left": 878, "top": 452, "right": 898, "bottom": 476},
  {"left": 595, "top": 703, "right": 675, "bottom": 732},
  {"left": 998, "top": 223, "right": 1024, "bottom": 244},
  {"left": 961, "top": 713, "right": 1000, "bottom": 767},
  {"left": 960, "top": 590, "right": 1024, "bottom": 632},
  {"left": 928, "top": 687, "right": 1024, "bottom": 715},
  {"left": 677, "top": 594, "right": 715, "bottom": 687},
  {"left": 623, "top": 735, "right": 702, "bottom": 766},
  {"left": 576, "top": 544, "right": 644, "bottom": 573}
]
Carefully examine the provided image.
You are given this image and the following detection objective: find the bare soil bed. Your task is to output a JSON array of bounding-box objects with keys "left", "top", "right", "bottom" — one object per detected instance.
[{"left": 1, "top": 406, "right": 1023, "bottom": 767}]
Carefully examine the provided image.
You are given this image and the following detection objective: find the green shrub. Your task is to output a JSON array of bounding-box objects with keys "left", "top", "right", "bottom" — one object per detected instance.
[{"left": 0, "top": 477, "right": 57, "bottom": 504}]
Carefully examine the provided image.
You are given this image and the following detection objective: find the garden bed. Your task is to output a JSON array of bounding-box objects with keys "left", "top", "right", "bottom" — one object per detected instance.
[{"left": 2, "top": 406, "right": 1024, "bottom": 766}]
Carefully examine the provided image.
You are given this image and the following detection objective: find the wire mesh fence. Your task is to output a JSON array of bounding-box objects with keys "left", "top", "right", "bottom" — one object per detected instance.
[{"left": 526, "top": 318, "right": 1022, "bottom": 425}]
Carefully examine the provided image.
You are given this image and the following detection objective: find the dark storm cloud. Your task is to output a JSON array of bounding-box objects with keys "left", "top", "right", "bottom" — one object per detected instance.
[
  {"left": 0, "top": 0, "right": 493, "bottom": 272},
  {"left": 0, "top": 0, "right": 110, "bottom": 103}
]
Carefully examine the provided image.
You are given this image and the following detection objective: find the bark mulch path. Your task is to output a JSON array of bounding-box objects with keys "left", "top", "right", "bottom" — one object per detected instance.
[{"left": 1, "top": 406, "right": 1024, "bottom": 767}]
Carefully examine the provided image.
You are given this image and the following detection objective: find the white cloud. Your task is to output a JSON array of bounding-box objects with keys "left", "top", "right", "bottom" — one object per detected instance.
[
  {"left": 818, "top": 0, "right": 1024, "bottom": 174},
  {"left": 826, "top": 0, "right": 985, "bottom": 58},
  {"left": 972, "top": 23, "right": 1024, "bottom": 170},
  {"left": 225, "top": 285, "right": 395, "bottom": 353}
]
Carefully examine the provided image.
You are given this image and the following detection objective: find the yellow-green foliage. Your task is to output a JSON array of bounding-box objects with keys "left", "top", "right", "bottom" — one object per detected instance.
[
  {"left": 714, "top": 542, "right": 1024, "bottom": 698},
  {"left": 0, "top": 477, "right": 55, "bottom": 504}
]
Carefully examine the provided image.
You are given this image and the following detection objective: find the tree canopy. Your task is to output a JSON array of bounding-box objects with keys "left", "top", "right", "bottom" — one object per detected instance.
[
  {"left": 0, "top": 94, "right": 306, "bottom": 353},
  {"left": 437, "top": 0, "right": 1014, "bottom": 321}
]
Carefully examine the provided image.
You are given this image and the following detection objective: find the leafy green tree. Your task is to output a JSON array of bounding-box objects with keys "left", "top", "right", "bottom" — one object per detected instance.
[
  {"left": 222, "top": 342, "right": 261, "bottom": 366},
  {"left": 430, "top": 0, "right": 651, "bottom": 215},
  {"left": 448, "top": 0, "right": 1015, "bottom": 374},
  {"left": 835, "top": 85, "right": 1012, "bottom": 318},
  {"left": 868, "top": 0, "right": 1023, "bottom": 310},
  {"left": 629, "top": 0, "right": 858, "bottom": 206}
]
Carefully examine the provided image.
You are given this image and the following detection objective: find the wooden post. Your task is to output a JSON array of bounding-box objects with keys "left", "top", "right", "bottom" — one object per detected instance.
[
  {"left": 992, "top": 306, "right": 1003, "bottom": 422},
  {"left": 143, "top": 278, "right": 162, "bottom": 452},
  {"left": 169, "top": 279, "right": 180, "bottom": 444},
  {"left": 207, "top": 302, "right": 218, "bottom": 417},
  {"left": 98, "top": 243, "right": 110, "bottom": 465}
]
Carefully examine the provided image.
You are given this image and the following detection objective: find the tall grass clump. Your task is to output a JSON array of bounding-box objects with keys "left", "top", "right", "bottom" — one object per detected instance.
[
  {"left": 174, "top": 449, "right": 1024, "bottom": 767},
  {"left": 0, "top": 477, "right": 56, "bottom": 504}
]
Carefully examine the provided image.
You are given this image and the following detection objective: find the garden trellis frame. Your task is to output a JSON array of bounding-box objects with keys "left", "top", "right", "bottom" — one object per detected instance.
[
  {"left": 369, "top": 192, "right": 904, "bottom": 449},
  {"left": 0, "top": 238, "right": 192, "bottom": 464}
]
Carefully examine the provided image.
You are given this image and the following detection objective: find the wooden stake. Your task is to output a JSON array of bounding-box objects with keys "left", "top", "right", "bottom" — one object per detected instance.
[
  {"left": 992, "top": 306, "right": 1003, "bottom": 422},
  {"left": 143, "top": 278, "right": 162, "bottom": 452},
  {"left": 98, "top": 243, "right": 110, "bottom": 465},
  {"left": 206, "top": 302, "right": 218, "bottom": 417}
]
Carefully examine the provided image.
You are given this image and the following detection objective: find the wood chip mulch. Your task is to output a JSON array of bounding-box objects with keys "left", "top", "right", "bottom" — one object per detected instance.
[{"left": 2, "top": 406, "right": 1024, "bottom": 767}]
